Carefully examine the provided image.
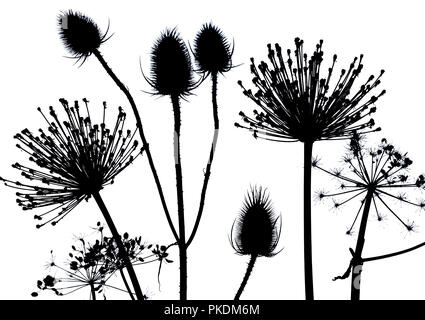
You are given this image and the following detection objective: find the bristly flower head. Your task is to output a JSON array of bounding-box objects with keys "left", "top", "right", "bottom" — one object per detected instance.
[
  {"left": 57, "top": 10, "right": 110, "bottom": 64},
  {"left": 314, "top": 134, "right": 425, "bottom": 234},
  {"left": 193, "top": 23, "right": 233, "bottom": 75},
  {"left": 236, "top": 38, "right": 386, "bottom": 142},
  {"left": 0, "top": 99, "right": 143, "bottom": 228},
  {"left": 231, "top": 186, "right": 281, "bottom": 257},
  {"left": 146, "top": 28, "right": 197, "bottom": 97}
]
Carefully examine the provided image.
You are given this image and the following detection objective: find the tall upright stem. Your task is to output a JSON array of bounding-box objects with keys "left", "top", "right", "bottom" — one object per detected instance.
[
  {"left": 187, "top": 72, "right": 219, "bottom": 248},
  {"left": 234, "top": 254, "right": 257, "bottom": 300},
  {"left": 93, "top": 192, "right": 145, "bottom": 300},
  {"left": 90, "top": 282, "right": 96, "bottom": 301},
  {"left": 93, "top": 50, "right": 179, "bottom": 242},
  {"left": 171, "top": 95, "right": 187, "bottom": 300},
  {"left": 303, "top": 140, "right": 314, "bottom": 300},
  {"left": 351, "top": 189, "right": 374, "bottom": 300},
  {"left": 119, "top": 268, "right": 135, "bottom": 300}
]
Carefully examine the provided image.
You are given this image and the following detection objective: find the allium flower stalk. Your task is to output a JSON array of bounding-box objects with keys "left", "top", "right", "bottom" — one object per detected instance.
[
  {"left": 186, "top": 23, "right": 233, "bottom": 248},
  {"left": 235, "top": 38, "right": 386, "bottom": 299},
  {"left": 314, "top": 134, "right": 425, "bottom": 300},
  {"left": 146, "top": 28, "right": 197, "bottom": 300},
  {"left": 0, "top": 99, "right": 145, "bottom": 300},
  {"left": 57, "top": 11, "right": 178, "bottom": 249},
  {"left": 231, "top": 186, "right": 281, "bottom": 300},
  {"left": 32, "top": 223, "right": 174, "bottom": 300}
]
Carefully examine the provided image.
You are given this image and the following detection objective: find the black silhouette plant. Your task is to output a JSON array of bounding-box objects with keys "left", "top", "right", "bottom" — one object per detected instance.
[
  {"left": 186, "top": 24, "right": 233, "bottom": 248},
  {"left": 0, "top": 99, "right": 146, "bottom": 300},
  {"left": 32, "top": 223, "right": 175, "bottom": 300},
  {"left": 231, "top": 186, "right": 281, "bottom": 300},
  {"left": 57, "top": 10, "right": 178, "bottom": 254},
  {"left": 314, "top": 134, "right": 425, "bottom": 300},
  {"left": 235, "top": 38, "right": 386, "bottom": 299},
  {"left": 145, "top": 28, "right": 197, "bottom": 301}
]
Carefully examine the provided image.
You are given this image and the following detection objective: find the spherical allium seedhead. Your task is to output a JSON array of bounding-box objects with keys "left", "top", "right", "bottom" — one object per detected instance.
[
  {"left": 1, "top": 99, "right": 143, "bottom": 228},
  {"left": 193, "top": 23, "right": 233, "bottom": 75},
  {"left": 231, "top": 186, "right": 281, "bottom": 257},
  {"left": 57, "top": 10, "right": 110, "bottom": 64},
  {"left": 236, "top": 38, "right": 386, "bottom": 143},
  {"left": 147, "top": 28, "right": 197, "bottom": 97}
]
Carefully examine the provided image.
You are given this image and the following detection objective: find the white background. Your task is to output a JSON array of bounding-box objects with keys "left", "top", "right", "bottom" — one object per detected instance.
[{"left": 0, "top": 0, "right": 425, "bottom": 300}]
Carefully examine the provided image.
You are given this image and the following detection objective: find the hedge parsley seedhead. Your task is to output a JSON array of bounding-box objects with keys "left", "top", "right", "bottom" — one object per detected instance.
[
  {"left": 1, "top": 99, "right": 143, "bottom": 228},
  {"left": 236, "top": 38, "right": 386, "bottom": 143},
  {"left": 314, "top": 134, "right": 425, "bottom": 234}
]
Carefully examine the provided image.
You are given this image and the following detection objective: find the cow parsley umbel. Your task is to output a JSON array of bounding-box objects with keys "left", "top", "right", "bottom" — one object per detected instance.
[{"left": 235, "top": 38, "right": 385, "bottom": 300}]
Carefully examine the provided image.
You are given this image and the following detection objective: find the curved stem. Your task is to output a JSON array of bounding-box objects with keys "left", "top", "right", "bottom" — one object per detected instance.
[
  {"left": 93, "top": 49, "right": 179, "bottom": 242},
  {"left": 350, "top": 190, "right": 373, "bottom": 301},
  {"left": 93, "top": 192, "right": 144, "bottom": 300},
  {"left": 363, "top": 241, "right": 425, "bottom": 263},
  {"left": 171, "top": 95, "right": 187, "bottom": 300},
  {"left": 187, "top": 72, "right": 219, "bottom": 248},
  {"left": 234, "top": 254, "right": 257, "bottom": 300},
  {"left": 119, "top": 268, "right": 135, "bottom": 300},
  {"left": 303, "top": 140, "right": 314, "bottom": 300}
]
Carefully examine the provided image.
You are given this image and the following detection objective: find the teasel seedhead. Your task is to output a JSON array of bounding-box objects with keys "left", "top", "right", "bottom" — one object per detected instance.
[
  {"left": 0, "top": 99, "right": 143, "bottom": 228},
  {"left": 146, "top": 28, "right": 198, "bottom": 97},
  {"left": 231, "top": 186, "right": 282, "bottom": 257},
  {"left": 193, "top": 23, "right": 233, "bottom": 75},
  {"left": 57, "top": 10, "right": 111, "bottom": 64}
]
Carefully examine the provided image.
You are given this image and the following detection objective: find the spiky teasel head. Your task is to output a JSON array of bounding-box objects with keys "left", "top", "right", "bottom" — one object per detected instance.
[
  {"left": 146, "top": 28, "right": 197, "bottom": 97},
  {"left": 193, "top": 23, "right": 233, "bottom": 75},
  {"left": 57, "top": 10, "right": 110, "bottom": 64},
  {"left": 0, "top": 99, "right": 143, "bottom": 228},
  {"left": 231, "top": 186, "right": 281, "bottom": 257}
]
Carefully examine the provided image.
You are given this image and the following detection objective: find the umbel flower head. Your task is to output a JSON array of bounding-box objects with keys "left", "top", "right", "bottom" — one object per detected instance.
[
  {"left": 0, "top": 99, "right": 143, "bottom": 228},
  {"left": 146, "top": 28, "right": 197, "bottom": 97},
  {"left": 314, "top": 134, "right": 425, "bottom": 234},
  {"left": 193, "top": 23, "right": 233, "bottom": 75},
  {"left": 236, "top": 38, "right": 386, "bottom": 142},
  {"left": 57, "top": 10, "right": 110, "bottom": 64},
  {"left": 231, "top": 186, "right": 281, "bottom": 257}
]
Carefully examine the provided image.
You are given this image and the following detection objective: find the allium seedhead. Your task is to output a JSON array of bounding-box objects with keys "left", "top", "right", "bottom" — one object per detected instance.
[
  {"left": 57, "top": 10, "right": 109, "bottom": 64},
  {"left": 148, "top": 28, "right": 196, "bottom": 97},
  {"left": 193, "top": 23, "right": 233, "bottom": 75},
  {"left": 1, "top": 99, "right": 143, "bottom": 228},
  {"left": 236, "top": 38, "right": 386, "bottom": 142},
  {"left": 231, "top": 186, "right": 281, "bottom": 257}
]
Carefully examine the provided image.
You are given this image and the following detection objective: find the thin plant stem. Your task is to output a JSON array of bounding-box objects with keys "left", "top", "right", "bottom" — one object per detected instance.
[
  {"left": 187, "top": 72, "right": 219, "bottom": 248},
  {"left": 92, "top": 49, "right": 179, "bottom": 242},
  {"left": 119, "top": 268, "right": 135, "bottom": 300},
  {"left": 303, "top": 140, "right": 314, "bottom": 300},
  {"left": 90, "top": 282, "right": 96, "bottom": 301},
  {"left": 234, "top": 254, "right": 257, "bottom": 300},
  {"left": 92, "top": 192, "right": 145, "bottom": 300},
  {"left": 363, "top": 241, "right": 425, "bottom": 263},
  {"left": 350, "top": 189, "right": 374, "bottom": 300},
  {"left": 171, "top": 94, "right": 187, "bottom": 300}
]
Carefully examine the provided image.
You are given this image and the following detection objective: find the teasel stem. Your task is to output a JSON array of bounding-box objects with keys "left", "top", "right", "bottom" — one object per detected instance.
[
  {"left": 119, "top": 268, "right": 135, "bottom": 300},
  {"left": 187, "top": 72, "right": 219, "bottom": 248},
  {"left": 92, "top": 191, "right": 145, "bottom": 300},
  {"left": 90, "top": 282, "right": 96, "bottom": 300},
  {"left": 303, "top": 140, "right": 314, "bottom": 300},
  {"left": 171, "top": 94, "right": 187, "bottom": 300},
  {"left": 351, "top": 188, "right": 374, "bottom": 300},
  {"left": 234, "top": 254, "right": 257, "bottom": 300},
  {"left": 92, "top": 49, "right": 179, "bottom": 243}
]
